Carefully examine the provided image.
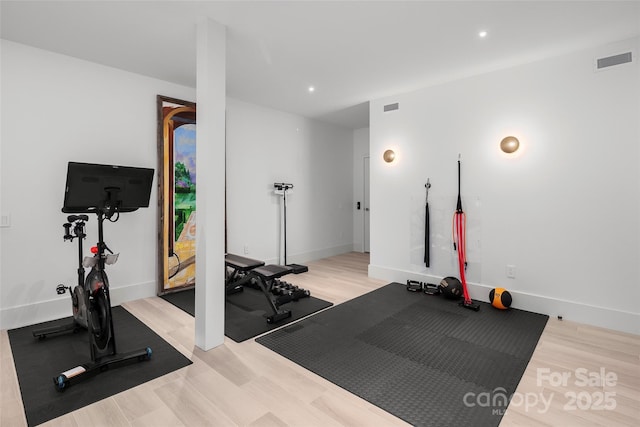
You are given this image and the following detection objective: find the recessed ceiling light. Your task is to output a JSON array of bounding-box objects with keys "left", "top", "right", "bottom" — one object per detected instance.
[
  {"left": 479, "top": 31, "right": 488, "bottom": 38},
  {"left": 308, "top": 86, "right": 315, "bottom": 93}
]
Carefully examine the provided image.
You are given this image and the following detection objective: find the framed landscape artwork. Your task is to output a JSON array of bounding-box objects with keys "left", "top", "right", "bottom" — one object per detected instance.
[{"left": 157, "top": 95, "right": 197, "bottom": 295}]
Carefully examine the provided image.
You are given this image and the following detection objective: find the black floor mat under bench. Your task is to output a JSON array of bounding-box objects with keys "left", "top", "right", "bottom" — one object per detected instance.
[
  {"left": 257, "top": 282, "right": 548, "bottom": 427},
  {"left": 160, "top": 287, "right": 333, "bottom": 342},
  {"left": 8, "top": 306, "right": 192, "bottom": 427}
]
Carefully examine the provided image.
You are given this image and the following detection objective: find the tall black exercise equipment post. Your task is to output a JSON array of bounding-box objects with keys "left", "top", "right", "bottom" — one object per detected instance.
[
  {"left": 424, "top": 178, "right": 431, "bottom": 267},
  {"left": 46, "top": 161, "right": 154, "bottom": 390},
  {"left": 273, "top": 183, "right": 308, "bottom": 274}
]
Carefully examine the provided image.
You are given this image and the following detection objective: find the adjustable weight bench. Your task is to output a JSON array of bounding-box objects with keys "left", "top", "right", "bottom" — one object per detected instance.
[
  {"left": 225, "top": 253, "right": 265, "bottom": 295},
  {"left": 225, "top": 253, "right": 309, "bottom": 324},
  {"left": 248, "top": 264, "right": 294, "bottom": 324}
]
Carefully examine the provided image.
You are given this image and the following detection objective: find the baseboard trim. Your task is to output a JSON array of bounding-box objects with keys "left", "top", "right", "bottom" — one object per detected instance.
[
  {"left": 0, "top": 280, "right": 156, "bottom": 331},
  {"left": 368, "top": 264, "right": 639, "bottom": 336},
  {"left": 265, "top": 244, "right": 354, "bottom": 266}
]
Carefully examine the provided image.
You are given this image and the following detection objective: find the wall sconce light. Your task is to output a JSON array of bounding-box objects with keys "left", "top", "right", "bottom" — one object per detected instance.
[
  {"left": 500, "top": 136, "right": 520, "bottom": 154},
  {"left": 383, "top": 149, "right": 396, "bottom": 163}
]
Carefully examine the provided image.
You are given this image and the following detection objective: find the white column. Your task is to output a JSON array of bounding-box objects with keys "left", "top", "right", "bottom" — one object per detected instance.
[{"left": 195, "top": 17, "right": 226, "bottom": 351}]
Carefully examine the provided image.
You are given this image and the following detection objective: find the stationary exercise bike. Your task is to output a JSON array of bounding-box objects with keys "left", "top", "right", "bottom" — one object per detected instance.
[{"left": 32, "top": 162, "right": 155, "bottom": 391}]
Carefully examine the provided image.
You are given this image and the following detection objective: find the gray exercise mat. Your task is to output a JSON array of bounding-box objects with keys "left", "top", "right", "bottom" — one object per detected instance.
[{"left": 257, "top": 282, "right": 548, "bottom": 427}]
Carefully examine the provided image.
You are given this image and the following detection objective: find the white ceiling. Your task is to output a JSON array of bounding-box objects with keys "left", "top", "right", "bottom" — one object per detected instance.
[{"left": 2, "top": 1, "right": 639, "bottom": 129}]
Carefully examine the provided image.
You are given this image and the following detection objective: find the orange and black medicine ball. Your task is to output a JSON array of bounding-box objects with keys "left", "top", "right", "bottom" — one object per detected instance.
[{"left": 489, "top": 288, "right": 512, "bottom": 309}]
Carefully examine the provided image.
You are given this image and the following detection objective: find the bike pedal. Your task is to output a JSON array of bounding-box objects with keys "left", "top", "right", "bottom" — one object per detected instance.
[{"left": 56, "top": 285, "right": 68, "bottom": 295}]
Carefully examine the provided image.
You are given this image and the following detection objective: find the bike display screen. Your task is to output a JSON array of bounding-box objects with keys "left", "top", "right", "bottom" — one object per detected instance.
[{"left": 62, "top": 162, "right": 154, "bottom": 214}]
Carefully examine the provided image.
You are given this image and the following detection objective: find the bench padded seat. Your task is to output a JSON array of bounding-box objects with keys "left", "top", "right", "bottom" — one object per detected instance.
[
  {"left": 225, "top": 254, "right": 265, "bottom": 271},
  {"left": 251, "top": 264, "right": 292, "bottom": 280}
]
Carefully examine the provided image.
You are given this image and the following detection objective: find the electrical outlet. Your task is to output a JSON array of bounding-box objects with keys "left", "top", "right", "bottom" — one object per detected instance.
[
  {"left": 0, "top": 213, "right": 10, "bottom": 228},
  {"left": 506, "top": 265, "right": 516, "bottom": 279},
  {"left": 243, "top": 245, "right": 249, "bottom": 255}
]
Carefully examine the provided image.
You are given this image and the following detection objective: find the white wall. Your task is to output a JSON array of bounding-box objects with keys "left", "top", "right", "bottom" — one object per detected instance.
[
  {"left": 369, "top": 37, "right": 640, "bottom": 335},
  {"left": 0, "top": 40, "right": 355, "bottom": 330},
  {"left": 352, "top": 127, "right": 369, "bottom": 252},
  {"left": 225, "top": 98, "right": 354, "bottom": 264},
  {"left": 0, "top": 40, "right": 195, "bottom": 330}
]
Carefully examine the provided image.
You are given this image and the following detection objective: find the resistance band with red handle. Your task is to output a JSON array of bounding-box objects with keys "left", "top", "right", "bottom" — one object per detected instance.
[{"left": 453, "top": 158, "right": 472, "bottom": 305}]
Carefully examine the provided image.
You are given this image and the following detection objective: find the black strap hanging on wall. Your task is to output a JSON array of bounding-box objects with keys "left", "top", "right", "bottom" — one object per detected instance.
[{"left": 424, "top": 179, "right": 431, "bottom": 267}]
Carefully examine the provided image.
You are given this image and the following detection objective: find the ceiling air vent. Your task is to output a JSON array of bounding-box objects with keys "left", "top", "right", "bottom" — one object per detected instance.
[
  {"left": 596, "top": 52, "right": 632, "bottom": 70},
  {"left": 383, "top": 102, "right": 399, "bottom": 112}
]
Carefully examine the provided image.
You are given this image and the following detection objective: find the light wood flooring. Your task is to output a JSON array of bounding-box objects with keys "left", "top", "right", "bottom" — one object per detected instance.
[{"left": 1, "top": 252, "right": 639, "bottom": 426}]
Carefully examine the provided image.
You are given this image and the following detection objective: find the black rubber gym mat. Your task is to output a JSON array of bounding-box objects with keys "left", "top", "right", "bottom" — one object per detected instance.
[
  {"left": 8, "top": 306, "right": 192, "bottom": 427},
  {"left": 160, "top": 288, "right": 197, "bottom": 316},
  {"left": 160, "top": 287, "right": 333, "bottom": 342},
  {"left": 256, "top": 282, "right": 548, "bottom": 427}
]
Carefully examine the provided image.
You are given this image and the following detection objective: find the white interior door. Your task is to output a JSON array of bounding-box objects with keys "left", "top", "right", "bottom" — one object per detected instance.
[{"left": 364, "top": 156, "right": 370, "bottom": 253}]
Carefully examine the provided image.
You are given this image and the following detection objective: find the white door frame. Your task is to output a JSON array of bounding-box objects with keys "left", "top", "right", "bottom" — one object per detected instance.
[{"left": 363, "top": 156, "right": 370, "bottom": 253}]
